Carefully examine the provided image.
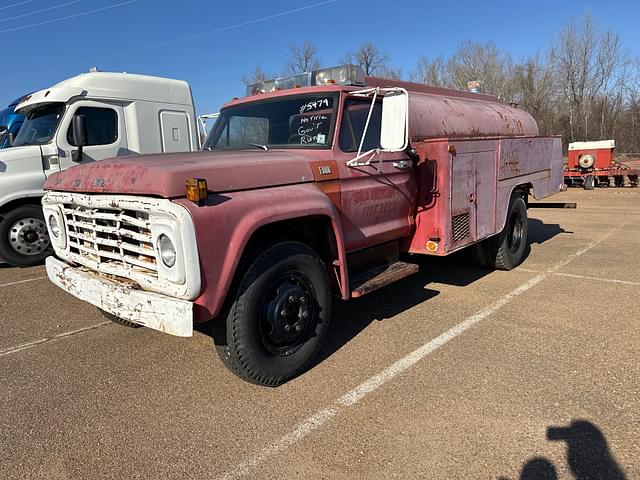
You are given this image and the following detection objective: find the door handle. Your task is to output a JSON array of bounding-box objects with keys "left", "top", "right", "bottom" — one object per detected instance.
[{"left": 392, "top": 160, "right": 410, "bottom": 169}]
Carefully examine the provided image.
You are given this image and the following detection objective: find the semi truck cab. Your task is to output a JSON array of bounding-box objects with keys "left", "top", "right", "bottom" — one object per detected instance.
[
  {"left": 0, "top": 71, "right": 199, "bottom": 266},
  {"left": 42, "top": 65, "right": 564, "bottom": 386}
]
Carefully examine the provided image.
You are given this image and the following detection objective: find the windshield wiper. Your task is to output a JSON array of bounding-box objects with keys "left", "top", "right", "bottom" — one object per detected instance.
[{"left": 248, "top": 143, "right": 270, "bottom": 152}]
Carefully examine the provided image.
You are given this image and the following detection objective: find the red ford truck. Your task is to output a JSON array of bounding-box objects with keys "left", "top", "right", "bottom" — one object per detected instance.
[{"left": 42, "top": 65, "right": 564, "bottom": 386}]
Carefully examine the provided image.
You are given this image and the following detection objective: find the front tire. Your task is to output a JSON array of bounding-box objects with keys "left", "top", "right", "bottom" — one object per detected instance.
[
  {"left": 476, "top": 193, "right": 528, "bottom": 271},
  {"left": 0, "top": 205, "right": 51, "bottom": 267},
  {"left": 215, "top": 242, "right": 331, "bottom": 386}
]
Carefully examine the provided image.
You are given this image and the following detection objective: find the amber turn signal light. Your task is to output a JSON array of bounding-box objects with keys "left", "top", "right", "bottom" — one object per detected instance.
[
  {"left": 186, "top": 178, "right": 208, "bottom": 205},
  {"left": 426, "top": 240, "right": 439, "bottom": 252}
]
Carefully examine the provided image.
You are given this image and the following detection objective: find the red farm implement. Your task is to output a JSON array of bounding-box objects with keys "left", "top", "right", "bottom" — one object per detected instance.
[{"left": 564, "top": 140, "right": 640, "bottom": 189}]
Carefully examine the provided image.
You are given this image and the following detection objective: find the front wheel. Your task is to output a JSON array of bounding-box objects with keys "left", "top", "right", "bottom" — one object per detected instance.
[
  {"left": 476, "top": 193, "right": 528, "bottom": 271},
  {"left": 214, "top": 241, "right": 331, "bottom": 386},
  {"left": 0, "top": 205, "right": 51, "bottom": 267}
]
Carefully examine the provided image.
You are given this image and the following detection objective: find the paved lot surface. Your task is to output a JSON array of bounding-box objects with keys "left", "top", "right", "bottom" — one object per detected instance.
[{"left": 1, "top": 188, "right": 638, "bottom": 479}]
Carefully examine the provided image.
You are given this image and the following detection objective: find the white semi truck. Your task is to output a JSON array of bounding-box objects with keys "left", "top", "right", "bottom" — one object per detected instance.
[{"left": 0, "top": 71, "right": 200, "bottom": 266}]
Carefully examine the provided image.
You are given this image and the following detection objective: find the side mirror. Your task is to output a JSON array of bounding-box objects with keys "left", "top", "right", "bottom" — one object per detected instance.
[
  {"left": 380, "top": 89, "right": 408, "bottom": 151},
  {"left": 71, "top": 114, "right": 88, "bottom": 162},
  {"left": 8, "top": 132, "right": 16, "bottom": 147},
  {"left": 72, "top": 115, "right": 88, "bottom": 147}
]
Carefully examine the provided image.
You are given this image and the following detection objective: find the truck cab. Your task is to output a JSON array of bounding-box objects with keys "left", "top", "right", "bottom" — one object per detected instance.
[
  {"left": 42, "top": 65, "right": 564, "bottom": 386},
  {"left": 0, "top": 71, "right": 199, "bottom": 266},
  {"left": 0, "top": 96, "right": 27, "bottom": 149}
]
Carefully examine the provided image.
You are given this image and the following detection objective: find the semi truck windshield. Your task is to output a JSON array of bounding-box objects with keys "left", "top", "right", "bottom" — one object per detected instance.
[
  {"left": 13, "top": 103, "right": 64, "bottom": 147},
  {"left": 205, "top": 95, "right": 336, "bottom": 150}
]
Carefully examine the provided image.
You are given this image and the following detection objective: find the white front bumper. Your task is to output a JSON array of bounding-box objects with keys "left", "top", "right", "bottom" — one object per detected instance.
[{"left": 46, "top": 256, "right": 193, "bottom": 337}]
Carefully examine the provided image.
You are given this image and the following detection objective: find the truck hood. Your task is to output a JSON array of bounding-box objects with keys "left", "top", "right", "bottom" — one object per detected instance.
[
  {"left": 0, "top": 145, "right": 43, "bottom": 175},
  {"left": 44, "top": 150, "right": 317, "bottom": 197}
]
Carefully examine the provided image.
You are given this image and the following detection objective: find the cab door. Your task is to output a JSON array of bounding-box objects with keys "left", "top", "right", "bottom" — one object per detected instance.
[
  {"left": 56, "top": 101, "right": 127, "bottom": 170},
  {"left": 334, "top": 95, "right": 416, "bottom": 252}
]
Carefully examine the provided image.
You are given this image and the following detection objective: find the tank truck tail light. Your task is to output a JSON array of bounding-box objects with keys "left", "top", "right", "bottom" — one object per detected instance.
[{"left": 186, "top": 178, "right": 208, "bottom": 206}]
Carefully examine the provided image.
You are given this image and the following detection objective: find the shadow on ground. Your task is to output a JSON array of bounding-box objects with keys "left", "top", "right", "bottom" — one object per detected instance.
[
  {"left": 199, "top": 218, "right": 569, "bottom": 376},
  {"left": 527, "top": 218, "right": 572, "bottom": 245},
  {"left": 503, "top": 420, "right": 627, "bottom": 480}
]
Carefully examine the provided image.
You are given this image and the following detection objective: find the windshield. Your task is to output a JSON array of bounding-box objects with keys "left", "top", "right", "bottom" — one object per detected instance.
[
  {"left": 204, "top": 95, "right": 337, "bottom": 151},
  {"left": 0, "top": 106, "right": 15, "bottom": 127},
  {"left": 12, "top": 103, "right": 64, "bottom": 147}
]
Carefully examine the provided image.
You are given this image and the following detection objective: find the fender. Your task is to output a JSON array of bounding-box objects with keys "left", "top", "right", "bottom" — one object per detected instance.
[
  {"left": 0, "top": 190, "right": 45, "bottom": 214},
  {"left": 176, "top": 183, "right": 349, "bottom": 322}
]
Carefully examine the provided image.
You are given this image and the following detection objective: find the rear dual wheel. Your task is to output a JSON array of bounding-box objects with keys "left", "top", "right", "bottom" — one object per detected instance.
[
  {"left": 214, "top": 242, "right": 331, "bottom": 387},
  {"left": 476, "top": 193, "right": 528, "bottom": 271}
]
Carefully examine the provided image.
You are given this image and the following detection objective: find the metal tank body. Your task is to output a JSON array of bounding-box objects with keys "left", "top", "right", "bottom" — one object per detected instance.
[{"left": 366, "top": 77, "right": 539, "bottom": 139}]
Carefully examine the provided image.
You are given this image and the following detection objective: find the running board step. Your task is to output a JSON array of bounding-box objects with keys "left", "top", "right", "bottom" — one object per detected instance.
[{"left": 350, "top": 261, "right": 419, "bottom": 298}]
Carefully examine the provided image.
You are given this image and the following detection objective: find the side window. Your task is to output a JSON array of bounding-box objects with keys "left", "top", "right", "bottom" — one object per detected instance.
[
  {"left": 339, "top": 100, "right": 382, "bottom": 152},
  {"left": 67, "top": 107, "right": 118, "bottom": 146}
]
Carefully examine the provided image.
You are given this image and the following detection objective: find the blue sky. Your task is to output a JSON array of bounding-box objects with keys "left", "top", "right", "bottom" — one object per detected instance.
[{"left": 2, "top": 0, "right": 640, "bottom": 115}]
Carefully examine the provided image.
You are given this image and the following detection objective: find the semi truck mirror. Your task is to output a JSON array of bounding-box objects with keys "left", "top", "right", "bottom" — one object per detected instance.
[
  {"left": 380, "top": 89, "right": 408, "bottom": 152},
  {"left": 72, "top": 115, "right": 88, "bottom": 147},
  {"left": 71, "top": 115, "right": 88, "bottom": 162}
]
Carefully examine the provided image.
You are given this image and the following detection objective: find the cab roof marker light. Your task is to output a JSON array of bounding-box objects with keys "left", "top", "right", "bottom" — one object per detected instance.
[
  {"left": 245, "top": 65, "right": 365, "bottom": 96},
  {"left": 313, "top": 65, "right": 365, "bottom": 87}
]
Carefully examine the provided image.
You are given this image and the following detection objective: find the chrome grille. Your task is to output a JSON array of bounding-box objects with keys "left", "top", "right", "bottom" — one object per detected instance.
[
  {"left": 63, "top": 203, "right": 158, "bottom": 278},
  {"left": 452, "top": 213, "right": 470, "bottom": 242}
]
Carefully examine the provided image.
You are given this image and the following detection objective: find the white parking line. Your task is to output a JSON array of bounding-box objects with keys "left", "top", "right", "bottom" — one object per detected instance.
[
  {"left": 553, "top": 272, "right": 640, "bottom": 287},
  {"left": 218, "top": 229, "right": 620, "bottom": 480},
  {"left": 516, "top": 268, "right": 640, "bottom": 287},
  {"left": 0, "top": 322, "right": 111, "bottom": 357},
  {"left": 0, "top": 276, "right": 46, "bottom": 289}
]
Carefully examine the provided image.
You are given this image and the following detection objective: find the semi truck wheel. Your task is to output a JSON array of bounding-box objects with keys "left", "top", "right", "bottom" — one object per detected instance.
[
  {"left": 0, "top": 205, "right": 51, "bottom": 267},
  {"left": 215, "top": 241, "right": 331, "bottom": 386},
  {"left": 583, "top": 174, "right": 596, "bottom": 190},
  {"left": 476, "top": 193, "right": 528, "bottom": 271}
]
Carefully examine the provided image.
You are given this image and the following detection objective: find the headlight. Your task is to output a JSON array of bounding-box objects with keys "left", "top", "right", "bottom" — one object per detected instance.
[
  {"left": 47, "top": 214, "right": 60, "bottom": 238},
  {"left": 43, "top": 206, "right": 67, "bottom": 250},
  {"left": 157, "top": 233, "right": 177, "bottom": 268}
]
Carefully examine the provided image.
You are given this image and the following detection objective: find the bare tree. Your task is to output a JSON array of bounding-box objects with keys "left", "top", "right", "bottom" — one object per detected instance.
[
  {"left": 410, "top": 56, "right": 450, "bottom": 87},
  {"left": 342, "top": 42, "right": 389, "bottom": 76},
  {"left": 550, "top": 12, "right": 628, "bottom": 142},
  {"left": 511, "top": 54, "right": 555, "bottom": 134},
  {"left": 283, "top": 42, "right": 321, "bottom": 75},
  {"left": 377, "top": 66, "right": 403, "bottom": 80},
  {"left": 241, "top": 65, "right": 270, "bottom": 85},
  {"left": 447, "top": 40, "right": 514, "bottom": 100}
]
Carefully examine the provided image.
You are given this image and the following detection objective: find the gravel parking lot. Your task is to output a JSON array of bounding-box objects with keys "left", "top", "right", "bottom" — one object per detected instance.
[{"left": 1, "top": 187, "right": 638, "bottom": 479}]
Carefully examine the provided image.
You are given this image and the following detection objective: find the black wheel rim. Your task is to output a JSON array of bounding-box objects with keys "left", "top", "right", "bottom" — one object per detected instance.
[
  {"left": 259, "top": 271, "right": 319, "bottom": 356},
  {"left": 507, "top": 210, "right": 524, "bottom": 254}
]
